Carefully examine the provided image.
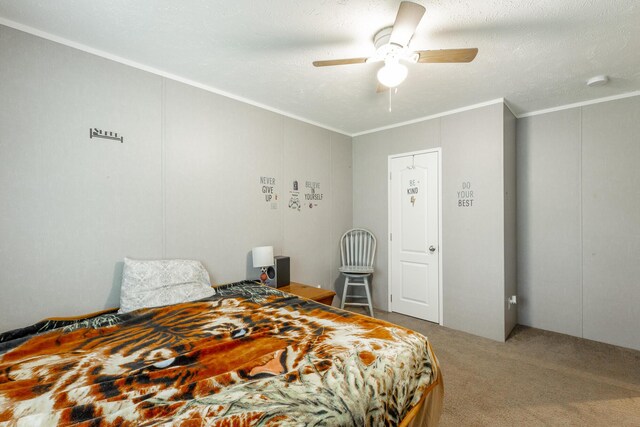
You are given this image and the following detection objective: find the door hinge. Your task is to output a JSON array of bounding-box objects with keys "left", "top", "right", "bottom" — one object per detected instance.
[
  {"left": 390, "top": 294, "right": 393, "bottom": 302},
  {"left": 389, "top": 172, "right": 392, "bottom": 180},
  {"left": 390, "top": 233, "right": 392, "bottom": 241}
]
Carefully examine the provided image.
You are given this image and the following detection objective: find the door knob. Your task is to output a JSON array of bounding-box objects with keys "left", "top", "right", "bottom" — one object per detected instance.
[{"left": 429, "top": 245, "right": 436, "bottom": 253}]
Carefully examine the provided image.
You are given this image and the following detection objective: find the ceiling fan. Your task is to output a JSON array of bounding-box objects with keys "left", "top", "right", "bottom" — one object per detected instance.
[{"left": 312, "top": 1, "right": 478, "bottom": 91}]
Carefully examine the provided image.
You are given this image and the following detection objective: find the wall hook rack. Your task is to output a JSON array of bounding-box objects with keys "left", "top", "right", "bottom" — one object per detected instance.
[{"left": 90, "top": 128, "right": 123, "bottom": 143}]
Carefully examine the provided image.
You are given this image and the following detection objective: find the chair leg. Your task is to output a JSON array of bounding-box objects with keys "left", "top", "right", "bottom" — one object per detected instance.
[
  {"left": 340, "top": 276, "right": 350, "bottom": 309},
  {"left": 363, "top": 276, "right": 374, "bottom": 318}
]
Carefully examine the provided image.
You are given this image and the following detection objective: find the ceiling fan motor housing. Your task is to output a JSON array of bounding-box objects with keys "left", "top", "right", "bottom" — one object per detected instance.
[
  {"left": 372, "top": 27, "right": 418, "bottom": 64},
  {"left": 373, "top": 27, "right": 394, "bottom": 49}
]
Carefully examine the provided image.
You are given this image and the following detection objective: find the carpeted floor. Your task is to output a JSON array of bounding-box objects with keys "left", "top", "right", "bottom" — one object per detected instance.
[{"left": 347, "top": 307, "right": 640, "bottom": 426}]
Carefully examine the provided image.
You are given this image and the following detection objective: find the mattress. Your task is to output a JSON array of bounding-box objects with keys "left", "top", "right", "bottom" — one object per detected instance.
[{"left": 0, "top": 281, "right": 442, "bottom": 426}]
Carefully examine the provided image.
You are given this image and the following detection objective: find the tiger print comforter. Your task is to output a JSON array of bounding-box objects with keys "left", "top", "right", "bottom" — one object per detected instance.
[{"left": 0, "top": 281, "right": 440, "bottom": 426}]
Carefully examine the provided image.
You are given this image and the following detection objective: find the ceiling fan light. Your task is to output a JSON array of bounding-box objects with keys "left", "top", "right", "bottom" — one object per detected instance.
[{"left": 377, "top": 62, "right": 408, "bottom": 88}]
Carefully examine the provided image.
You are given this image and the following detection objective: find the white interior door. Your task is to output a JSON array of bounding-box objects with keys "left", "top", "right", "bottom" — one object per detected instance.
[{"left": 389, "top": 151, "right": 440, "bottom": 322}]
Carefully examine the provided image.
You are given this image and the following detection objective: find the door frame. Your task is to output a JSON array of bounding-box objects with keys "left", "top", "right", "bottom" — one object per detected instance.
[{"left": 387, "top": 148, "right": 443, "bottom": 325}]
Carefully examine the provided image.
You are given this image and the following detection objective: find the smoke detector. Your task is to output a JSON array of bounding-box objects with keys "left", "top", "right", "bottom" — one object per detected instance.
[{"left": 587, "top": 75, "right": 609, "bottom": 87}]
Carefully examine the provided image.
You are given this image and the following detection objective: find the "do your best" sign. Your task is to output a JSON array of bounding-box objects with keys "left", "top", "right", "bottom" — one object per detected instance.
[{"left": 457, "top": 181, "right": 474, "bottom": 207}]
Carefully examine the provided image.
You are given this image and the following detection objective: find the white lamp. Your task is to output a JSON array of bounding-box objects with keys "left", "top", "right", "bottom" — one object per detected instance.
[
  {"left": 377, "top": 59, "right": 408, "bottom": 88},
  {"left": 252, "top": 246, "right": 274, "bottom": 283}
]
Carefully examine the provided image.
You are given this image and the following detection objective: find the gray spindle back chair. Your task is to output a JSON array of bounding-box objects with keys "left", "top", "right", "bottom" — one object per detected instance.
[{"left": 339, "top": 228, "right": 376, "bottom": 317}]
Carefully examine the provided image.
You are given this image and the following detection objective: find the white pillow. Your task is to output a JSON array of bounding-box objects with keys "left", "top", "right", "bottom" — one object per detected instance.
[{"left": 118, "top": 257, "right": 215, "bottom": 314}]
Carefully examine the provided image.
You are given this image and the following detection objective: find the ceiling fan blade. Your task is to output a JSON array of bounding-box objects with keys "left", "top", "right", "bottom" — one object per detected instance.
[
  {"left": 312, "top": 57, "right": 369, "bottom": 67},
  {"left": 376, "top": 83, "right": 389, "bottom": 93},
  {"left": 416, "top": 48, "right": 478, "bottom": 63},
  {"left": 389, "top": 1, "right": 426, "bottom": 47}
]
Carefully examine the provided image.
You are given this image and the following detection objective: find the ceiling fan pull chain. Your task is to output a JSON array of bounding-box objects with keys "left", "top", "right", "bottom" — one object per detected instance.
[{"left": 388, "top": 87, "right": 399, "bottom": 112}]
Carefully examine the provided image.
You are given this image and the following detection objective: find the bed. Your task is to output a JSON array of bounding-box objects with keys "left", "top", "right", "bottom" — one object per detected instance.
[{"left": 0, "top": 281, "right": 443, "bottom": 426}]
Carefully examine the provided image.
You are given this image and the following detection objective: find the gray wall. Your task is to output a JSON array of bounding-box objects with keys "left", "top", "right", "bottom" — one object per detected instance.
[
  {"left": 517, "top": 110, "right": 582, "bottom": 337},
  {"left": 353, "top": 102, "right": 516, "bottom": 342},
  {"left": 517, "top": 95, "right": 640, "bottom": 351},
  {"left": 0, "top": 25, "right": 164, "bottom": 330},
  {"left": 503, "top": 105, "right": 518, "bottom": 337},
  {"left": 0, "top": 25, "right": 352, "bottom": 331},
  {"left": 440, "top": 104, "right": 508, "bottom": 341}
]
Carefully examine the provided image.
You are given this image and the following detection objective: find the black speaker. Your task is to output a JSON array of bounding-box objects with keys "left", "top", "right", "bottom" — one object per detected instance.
[{"left": 265, "top": 256, "right": 290, "bottom": 288}]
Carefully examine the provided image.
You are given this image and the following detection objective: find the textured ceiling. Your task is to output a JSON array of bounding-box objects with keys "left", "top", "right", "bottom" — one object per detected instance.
[{"left": 0, "top": 0, "right": 639, "bottom": 135}]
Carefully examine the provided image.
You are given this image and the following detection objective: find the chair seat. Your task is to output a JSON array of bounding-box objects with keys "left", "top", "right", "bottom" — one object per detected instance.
[{"left": 339, "top": 266, "right": 374, "bottom": 274}]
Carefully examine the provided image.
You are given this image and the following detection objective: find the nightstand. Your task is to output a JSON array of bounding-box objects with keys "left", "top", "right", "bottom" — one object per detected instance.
[{"left": 279, "top": 282, "right": 336, "bottom": 306}]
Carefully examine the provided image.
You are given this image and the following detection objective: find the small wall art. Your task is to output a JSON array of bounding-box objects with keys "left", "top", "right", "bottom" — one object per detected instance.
[{"left": 90, "top": 128, "right": 123, "bottom": 143}]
